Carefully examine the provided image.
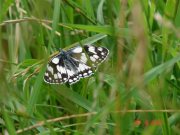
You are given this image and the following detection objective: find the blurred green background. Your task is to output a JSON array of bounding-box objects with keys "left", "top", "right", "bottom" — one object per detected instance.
[{"left": 0, "top": 0, "right": 180, "bottom": 134}]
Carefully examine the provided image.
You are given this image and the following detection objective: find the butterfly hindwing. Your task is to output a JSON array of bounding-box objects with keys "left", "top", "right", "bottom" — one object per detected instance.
[{"left": 71, "top": 58, "right": 94, "bottom": 78}]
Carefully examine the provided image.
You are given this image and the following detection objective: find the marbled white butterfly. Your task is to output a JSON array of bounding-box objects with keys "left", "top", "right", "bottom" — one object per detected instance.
[{"left": 44, "top": 45, "right": 109, "bottom": 85}]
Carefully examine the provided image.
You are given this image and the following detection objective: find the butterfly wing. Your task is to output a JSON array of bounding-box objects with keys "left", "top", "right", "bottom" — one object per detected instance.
[
  {"left": 67, "top": 45, "right": 109, "bottom": 67},
  {"left": 62, "top": 57, "right": 93, "bottom": 85},
  {"left": 44, "top": 55, "right": 68, "bottom": 84},
  {"left": 70, "top": 58, "right": 93, "bottom": 78},
  {"left": 67, "top": 46, "right": 88, "bottom": 64},
  {"left": 63, "top": 58, "right": 80, "bottom": 84},
  {"left": 66, "top": 46, "right": 94, "bottom": 80},
  {"left": 83, "top": 45, "right": 109, "bottom": 67}
]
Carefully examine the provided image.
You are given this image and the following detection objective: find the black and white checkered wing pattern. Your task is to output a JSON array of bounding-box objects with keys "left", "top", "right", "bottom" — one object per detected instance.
[
  {"left": 84, "top": 45, "right": 109, "bottom": 67},
  {"left": 44, "top": 55, "right": 68, "bottom": 84},
  {"left": 67, "top": 46, "right": 94, "bottom": 79},
  {"left": 63, "top": 59, "right": 80, "bottom": 84},
  {"left": 44, "top": 45, "right": 109, "bottom": 85}
]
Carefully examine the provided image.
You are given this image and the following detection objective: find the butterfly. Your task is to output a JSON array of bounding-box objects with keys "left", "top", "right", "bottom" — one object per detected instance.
[{"left": 44, "top": 45, "right": 109, "bottom": 85}]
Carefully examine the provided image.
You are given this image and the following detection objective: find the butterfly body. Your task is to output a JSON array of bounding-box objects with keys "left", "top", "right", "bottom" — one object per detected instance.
[{"left": 44, "top": 45, "right": 109, "bottom": 85}]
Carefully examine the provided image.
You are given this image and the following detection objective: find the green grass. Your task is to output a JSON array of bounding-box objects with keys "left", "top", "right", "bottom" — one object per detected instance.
[{"left": 0, "top": 0, "right": 180, "bottom": 134}]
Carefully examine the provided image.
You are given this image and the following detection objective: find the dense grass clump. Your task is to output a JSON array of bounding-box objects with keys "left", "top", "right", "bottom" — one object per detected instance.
[{"left": 0, "top": 0, "right": 180, "bottom": 134}]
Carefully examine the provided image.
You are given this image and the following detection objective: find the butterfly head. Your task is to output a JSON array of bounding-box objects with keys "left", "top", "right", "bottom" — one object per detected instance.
[
  {"left": 58, "top": 48, "right": 69, "bottom": 59},
  {"left": 59, "top": 48, "right": 66, "bottom": 54}
]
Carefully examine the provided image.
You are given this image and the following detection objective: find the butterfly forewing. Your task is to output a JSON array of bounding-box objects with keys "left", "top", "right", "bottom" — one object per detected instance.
[
  {"left": 67, "top": 46, "right": 88, "bottom": 64},
  {"left": 84, "top": 45, "right": 109, "bottom": 67},
  {"left": 44, "top": 45, "right": 109, "bottom": 85},
  {"left": 44, "top": 56, "right": 68, "bottom": 84}
]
